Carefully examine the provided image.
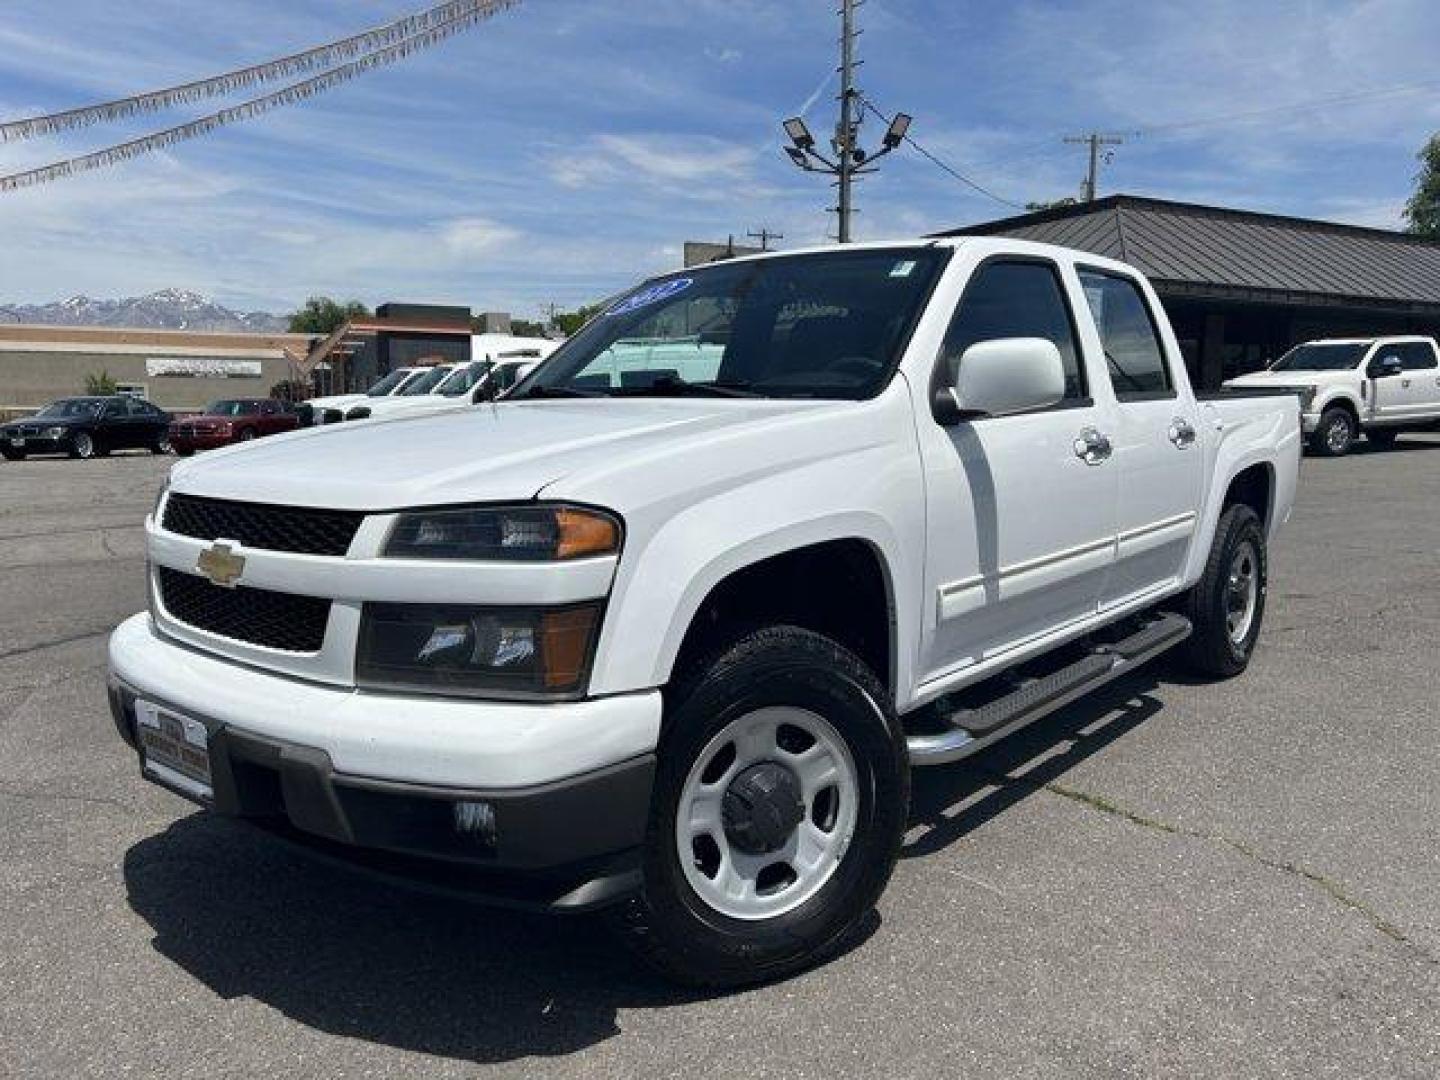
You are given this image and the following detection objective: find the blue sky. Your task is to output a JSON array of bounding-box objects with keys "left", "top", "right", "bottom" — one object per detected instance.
[{"left": 0, "top": 0, "right": 1438, "bottom": 318}]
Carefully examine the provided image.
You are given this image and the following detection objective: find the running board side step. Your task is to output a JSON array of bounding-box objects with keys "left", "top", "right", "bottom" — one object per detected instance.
[{"left": 907, "top": 612, "right": 1192, "bottom": 766}]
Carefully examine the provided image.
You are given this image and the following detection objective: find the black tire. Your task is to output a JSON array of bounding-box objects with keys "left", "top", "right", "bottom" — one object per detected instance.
[
  {"left": 150, "top": 437, "right": 171, "bottom": 455},
  {"left": 1309, "top": 407, "right": 1355, "bottom": 456},
  {"left": 1, "top": 447, "right": 23, "bottom": 461},
  {"left": 69, "top": 431, "right": 96, "bottom": 459},
  {"left": 238, "top": 428, "right": 257, "bottom": 442},
  {"left": 1366, "top": 429, "right": 1399, "bottom": 448},
  {"left": 1178, "top": 504, "right": 1267, "bottom": 678},
  {"left": 173, "top": 446, "right": 194, "bottom": 457},
  {"left": 613, "top": 625, "right": 909, "bottom": 988}
]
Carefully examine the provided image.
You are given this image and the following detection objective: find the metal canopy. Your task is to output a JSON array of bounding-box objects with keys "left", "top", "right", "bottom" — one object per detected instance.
[{"left": 940, "top": 196, "right": 1440, "bottom": 313}]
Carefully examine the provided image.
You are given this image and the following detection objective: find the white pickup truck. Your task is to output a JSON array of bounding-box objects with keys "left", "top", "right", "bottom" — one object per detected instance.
[
  {"left": 1224, "top": 335, "right": 1440, "bottom": 455},
  {"left": 107, "top": 239, "right": 1300, "bottom": 987}
]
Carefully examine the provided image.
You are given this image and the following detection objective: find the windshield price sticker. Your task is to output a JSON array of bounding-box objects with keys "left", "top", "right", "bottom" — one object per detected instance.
[{"left": 606, "top": 277, "right": 693, "bottom": 317}]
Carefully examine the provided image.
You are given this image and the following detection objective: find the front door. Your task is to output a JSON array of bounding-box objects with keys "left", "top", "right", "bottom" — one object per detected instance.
[
  {"left": 1076, "top": 268, "right": 1204, "bottom": 607},
  {"left": 1372, "top": 341, "right": 1440, "bottom": 422},
  {"left": 918, "top": 258, "right": 1118, "bottom": 685}
]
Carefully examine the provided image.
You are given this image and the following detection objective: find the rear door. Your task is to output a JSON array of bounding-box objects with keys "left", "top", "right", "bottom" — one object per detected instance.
[
  {"left": 918, "top": 257, "right": 1118, "bottom": 682},
  {"left": 1076, "top": 267, "right": 1204, "bottom": 607},
  {"left": 1391, "top": 341, "right": 1440, "bottom": 420}
]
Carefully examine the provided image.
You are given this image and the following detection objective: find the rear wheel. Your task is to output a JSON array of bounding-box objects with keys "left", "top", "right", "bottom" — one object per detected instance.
[
  {"left": 1366, "top": 428, "right": 1399, "bottom": 448},
  {"left": 1178, "top": 504, "right": 1267, "bottom": 678},
  {"left": 150, "top": 436, "right": 171, "bottom": 455},
  {"left": 613, "top": 625, "right": 908, "bottom": 988},
  {"left": 1309, "top": 407, "right": 1355, "bottom": 456}
]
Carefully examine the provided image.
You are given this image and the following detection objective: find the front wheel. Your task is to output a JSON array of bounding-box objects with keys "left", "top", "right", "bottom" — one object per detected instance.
[
  {"left": 69, "top": 432, "right": 96, "bottom": 459},
  {"left": 1309, "top": 407, "right": 1355, "bottom": 456},
  {"left": 1178, "top": 504, "right": 1267, "bottom": 678},
  {"left": 0, "top": 447, "right": 23, "bottom": 461},
  {"left": 613, "top": 626, "right": 909, "bottom": 988}
]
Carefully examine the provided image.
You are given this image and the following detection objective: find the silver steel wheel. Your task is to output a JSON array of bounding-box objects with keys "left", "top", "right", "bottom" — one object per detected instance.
[
  {"left": 1225, "top": 541, "right": 1260, "bottom": 644},
  {"left": 1326, "top": 413, "right": 1352, "bottom": 454},
  {"left": 675, "top": 706, "right": 859, "bottom": 922},
  {"left": 74, "top": 432, "right": 94, "bottom": 458}
]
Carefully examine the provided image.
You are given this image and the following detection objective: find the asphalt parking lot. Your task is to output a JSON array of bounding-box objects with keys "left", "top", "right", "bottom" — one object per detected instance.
[{"left": 1, "top": 439, "right": 1438, "bottom": 1078}]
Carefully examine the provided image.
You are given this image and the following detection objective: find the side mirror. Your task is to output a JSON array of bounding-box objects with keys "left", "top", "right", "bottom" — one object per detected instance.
[
  {"left": 933, "top": 337, "right": 1066, "bottom": 424},
  {"left": 1369, "top": 354, "right": 1403, "bottom": 378}
]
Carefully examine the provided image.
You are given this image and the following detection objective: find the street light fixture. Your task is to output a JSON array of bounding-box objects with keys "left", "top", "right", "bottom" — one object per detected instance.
[
  {"left": 783, "top": 116, "right": 815, "bottom": 151},
  {"left": 882, "top": 112, "right": 912, "bottom": 150}
]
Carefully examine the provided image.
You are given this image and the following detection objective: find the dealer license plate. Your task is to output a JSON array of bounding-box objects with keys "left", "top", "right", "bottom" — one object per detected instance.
[
  {"left": 135, "top": 700, "right": 213, "bottom": 800},
  {"left": 8, "top": 436, "right": 22, "bottom": 448}
]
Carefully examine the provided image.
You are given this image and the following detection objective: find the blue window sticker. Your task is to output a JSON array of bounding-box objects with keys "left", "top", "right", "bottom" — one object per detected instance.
[{"left": 606, "top": 277, "right": 694, "bottom": 317}]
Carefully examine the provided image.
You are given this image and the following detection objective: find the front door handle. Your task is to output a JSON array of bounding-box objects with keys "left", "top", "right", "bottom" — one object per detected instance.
[
  {"left": 1074, "top": 427, "right": 1112, "bottom": 466},
  {"left": 1401, "top": 378, "right": 1412, "bottom": 389},
  {"left": 1168, "top": 417, "right": 1197, "bottom": 449}
]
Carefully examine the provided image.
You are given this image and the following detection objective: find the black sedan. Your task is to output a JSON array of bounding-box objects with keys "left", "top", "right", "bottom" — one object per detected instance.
[{"left": 0, "top": 396, "right": 172, "bottom": 460}]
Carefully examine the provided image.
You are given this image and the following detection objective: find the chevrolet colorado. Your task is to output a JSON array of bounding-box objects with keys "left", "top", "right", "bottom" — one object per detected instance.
[{"left": 107, "top": 238, "right": 1300, "bottom": 986}]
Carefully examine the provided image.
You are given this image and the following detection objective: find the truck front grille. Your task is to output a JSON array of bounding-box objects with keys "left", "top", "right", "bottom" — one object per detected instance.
[
  {"left": 162, "top": 493, "right": 363, "bottom": 556},
  {"left": 158, "top": 567, "right": 331, "bottom": 653}
]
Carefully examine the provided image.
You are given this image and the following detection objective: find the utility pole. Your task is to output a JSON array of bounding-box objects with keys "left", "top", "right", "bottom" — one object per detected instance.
[
  {"left": 747, "top": 227, "right": 784, "bottom": 251},
  {"left": 835, "top": 0, "right": 858, "bottom": 242},
  {"left": 780, "top": 0, "right": 912, "bottom": 243},
  {"left": 1064, "top": 131, "right": 1125, "bottom": 202}
]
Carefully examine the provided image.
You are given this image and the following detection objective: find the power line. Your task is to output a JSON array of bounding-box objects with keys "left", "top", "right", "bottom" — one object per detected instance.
[
  {"left": 0, "top": 2, "right": 517, "bottom": 193},
  {"left": 857, "top": 95, "right": 1025, "bottom": 210},
  {"left": 1134, "top": 77, "right": 1440, "bottom": 137},
  {"left": 0, "top": 0, "right": 515, "bottom": 144}
]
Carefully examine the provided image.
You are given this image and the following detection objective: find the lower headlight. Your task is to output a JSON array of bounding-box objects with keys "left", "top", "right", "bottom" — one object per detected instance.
[{"left": 356, "top": 601, "right": 602, "bottom": 699}]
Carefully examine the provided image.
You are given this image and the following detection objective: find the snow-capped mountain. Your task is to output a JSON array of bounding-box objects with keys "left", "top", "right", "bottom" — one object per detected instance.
[{"left": 0, "top": 289, "right": 286, "bottom": 332}]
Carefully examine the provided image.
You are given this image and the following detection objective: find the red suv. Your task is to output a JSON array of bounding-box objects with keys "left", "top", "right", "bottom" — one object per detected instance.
[{"left": 169, "top": 398, "right": 299, "bottom": 456}]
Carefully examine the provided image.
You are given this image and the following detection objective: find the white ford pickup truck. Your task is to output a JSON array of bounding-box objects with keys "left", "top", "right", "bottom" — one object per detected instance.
[
  {"left": 107, "top": 238, "right": 1300, "bottom": 986},
  {"left": 1224, "top": 335, "right": 1440, "bottom": 456}
]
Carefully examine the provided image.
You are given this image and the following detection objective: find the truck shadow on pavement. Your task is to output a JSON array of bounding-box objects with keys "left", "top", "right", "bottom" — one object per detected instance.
[
  {"left": 120, "top": 672, "right": 1163, "bottom": 1063},
  {"left": 122, "top": 817, "right": 873, "bottom": 1063},
  {"left": 903, "top": 671, "right": 1165, "bottom": 860}
]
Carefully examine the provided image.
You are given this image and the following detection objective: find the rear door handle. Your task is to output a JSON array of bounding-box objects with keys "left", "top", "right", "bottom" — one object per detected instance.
[
  {"left": 1073, "top": 427, "right": 1112, "bottom": 465},
  {"left": 1168, "top": 417, "right": 1197, "bottom": 449}
]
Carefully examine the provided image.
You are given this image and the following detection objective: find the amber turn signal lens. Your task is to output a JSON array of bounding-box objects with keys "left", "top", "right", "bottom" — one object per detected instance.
[
  {"left": 556, "top": 508, "right": 620, "bottom": 560},
  {"left": 540, "top": 605, "right": 602, "bottom": 688}
]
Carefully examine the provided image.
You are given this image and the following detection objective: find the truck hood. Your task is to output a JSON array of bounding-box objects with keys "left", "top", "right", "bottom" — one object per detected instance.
[
  {"left": 1224, "top": 368, "right": 1357, "bottom": 390},
  {"left": 169, "top": 398, "right": 848, "bottom": 511}
]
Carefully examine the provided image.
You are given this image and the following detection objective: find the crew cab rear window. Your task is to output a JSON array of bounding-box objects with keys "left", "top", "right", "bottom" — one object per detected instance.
[
  {"left": 940, "top": 260, "right": 1085, "bottom": 401},
  {"left": 1398, "top": 342, "right": 1439, "bottom": 370},
  {"left": 1078, "top": 270, "right": 1173, "bottom": 400}
]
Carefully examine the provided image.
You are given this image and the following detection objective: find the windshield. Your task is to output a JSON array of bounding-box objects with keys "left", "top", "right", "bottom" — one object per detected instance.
[
  {"left": 399, "top": 367, "right": 452, "bottom": 396},
  {"left": 1270, "top": 343, "right": 1368, "bottom": 372},
  {"left": 438, "top": 361, "right": 492, "bottom": 397},
  {"left": 366, "top": 369, "right": 414, "bottom": 397},
  {"left": 516, "top": 248, "right": 949, "bottom": 401},
  {"left": 204, "top": 400, "right": 255, "bottom": 416},
  {"left": 37, "top": 398, "right": 105, "bottom": 418}
]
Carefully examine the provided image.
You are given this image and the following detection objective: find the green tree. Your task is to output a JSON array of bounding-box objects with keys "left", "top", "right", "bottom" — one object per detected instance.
[
  {"left": 1025, "top": 197, "right": 1079, "bottom": 213},
  {"left": 551, "top": 303, "right": 604, "bottom": 337},
  {"left": 1403, "top": 133, "right": 1440, "bottom": 237},
  {"left": 508, "top": 317, "right": 547, "bottom": 337},
  {"left": 288, "top": 296, "right": 369, "bottom": 335},
  {"left": 84, "top": 369, "right": 117, "bottom": 395}
]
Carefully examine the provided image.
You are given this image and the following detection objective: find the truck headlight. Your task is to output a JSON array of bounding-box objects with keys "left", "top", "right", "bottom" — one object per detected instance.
[
  {"left": 384, "top": 505, "right": 620, "bottom": 561},
  {"left": 45, "top": 426, "right": 67, "bottom": 438},
  {"left": 356, "top": 602, "right": 602, "bottom": 698}
]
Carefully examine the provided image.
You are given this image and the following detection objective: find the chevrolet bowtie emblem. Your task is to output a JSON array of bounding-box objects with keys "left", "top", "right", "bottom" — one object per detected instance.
[{"left": 196, "top": 540, "right": 245, "bottom": 588}]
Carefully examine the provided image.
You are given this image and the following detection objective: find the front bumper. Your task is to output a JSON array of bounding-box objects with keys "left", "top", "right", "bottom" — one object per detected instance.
[
  {"left": 3, "top": 434, "right": 66, "bottom": 453},
  {"left": 108, "top": 613, "right": 662, "bottom": 909},
  {"left": 169, "top": 431, "right": 233, "bottom": 451}
]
